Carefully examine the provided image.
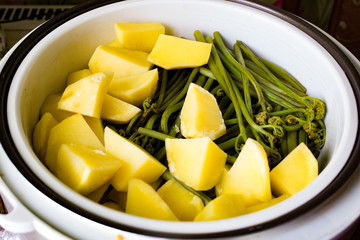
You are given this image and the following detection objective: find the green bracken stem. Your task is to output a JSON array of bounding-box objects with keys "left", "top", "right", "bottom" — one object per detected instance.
[
  {"left": 269, "top": 108, "right": 307, "bottom": 117},
  {"left": 203, "top": 77, "right": 215, "bottom": 91},
  {"left": 237, "top": 41, "right": 311, "bottom": 108},
  {"left": 218, "top": 137, "right": 237, "bottom": 151},
  {"left": 234, "top": 43, "right": 253, "bottom": 116},
  {"left": 141, "top": 114, "right": 161, "bottom": 148},
  {"left": 160, "top": 100, "right": 184, "bottom": 134},
  {"left": 194, "top": 31, "right": 229, "bottom": 94},
  {"left": 125, "top": 111, "right": 143, "bottom": 135},
  {"left": 153, "top": 113, "right": 182, "bottom": 161},
  {"left": 138, "top": 127, "right": 176, "bottom": 141},
  {"left": 287, "top": 130, "right": 298, "bottom": 153},
  {"left": 218, "top": 95, "right": 231, "bottom": 112},
  {"left": 215, "top": 124, "right": 240, "bottom": 145},
  {"left": 195, "top": 74, "right": 207, "bottom": 86},
  {"left": 136, "top": 103, "right": 157, "bottom": 128},
  {"left": 223, "top": 102, "right": 235, "bottom": 120},
  {"left": 199, "top": 67, "right": 216, "bottom": 80},
  {"left": 259, "top": 57, "right": 307, "bottom": 93},
  {"left": 224, "top": 118, "right": 238, "bottom": 125},
  {"left": 158, "top": 68, "right": 198, "bottom": 113},
  {"left": 224, "top": 62, "right": 278, "bottom": 148},
  {"left": 232, "top": 73, "right": 300, "bottom": 109},
  {"left": 128, "top": 131, "right": 140, "bottom": 142},
  {"left": 166, "top": 69, "right": 182, "bottom": 87},
  {"left": 161, "top": 70, "right": 189, "bottom": 107},
  {"left": 156, "top": 69, "right": 168, "bottom": 107},
  {"left": 256, "top": 81, "right": 303, "bottom": 108},
  {"left": 210, "top": 85, "right": 223, "bottom": 96},
  {"left": 205, "top": 35, "right": 248, "bottom": 144},
  {"left": 298, "top": 128, "right": 307, "bottom": 145},
  {"left": 168, "top": 114, "right": 182, "bottom": 137},
  {"left": 154, "top": 147, "right": 166, "bottom": 162},
  {"left": 162, "top": 170, "right": 212, "bottom": 205},
  {"left": 167, "top": 67, "right": 199, "bottom": 109},
  {"left": 281, "top": 136, "right": 288, "bottom": 157},
  {"left": 226, "top": 155, "right": 237, "bottom": 164},
  {"left": 213, "top": 32, "right": 267, "bottom": 112},
  {"left": 244, "top": 60, "right": 307, "bottom": 100},
  {"left": 282, "top": 124, "right": 303, "bottom": 132}
]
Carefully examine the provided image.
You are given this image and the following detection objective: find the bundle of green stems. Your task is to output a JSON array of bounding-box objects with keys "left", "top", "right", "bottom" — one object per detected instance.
[{"left": 103, "top": 31, "right": 326, "bottom": 205}]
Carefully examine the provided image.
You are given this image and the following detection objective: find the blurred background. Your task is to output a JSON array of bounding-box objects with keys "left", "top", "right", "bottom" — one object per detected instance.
[{"left": 0, "top": 0, "right": 359, "bottom": 59}]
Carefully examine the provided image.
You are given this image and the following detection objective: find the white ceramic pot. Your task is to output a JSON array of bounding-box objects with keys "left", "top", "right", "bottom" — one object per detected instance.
[{"left": 0, "top": 0, "right": 360, "bottom": 239}]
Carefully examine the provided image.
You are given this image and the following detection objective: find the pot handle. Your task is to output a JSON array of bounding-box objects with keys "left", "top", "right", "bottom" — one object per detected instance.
[
  {"left": 0, "top": 177, "right": 37, "bottom": 233},
  {"left": 0, "top": 178, "right": 72, "bottom": 240}
]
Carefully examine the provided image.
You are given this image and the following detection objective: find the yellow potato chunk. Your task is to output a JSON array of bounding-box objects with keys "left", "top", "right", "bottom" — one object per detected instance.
[
  {"left": 56, "top": 144, "right": 122, "bottom": 195},
  {"left": 194, "top": 194, "right": 246, "bottom": 221},
  {"left": 107, "top": 181, "right": 161, "bottom": 211},
  {"left": 40, "top": 94, "right": 74, "bottom": 122},
  {"left": 102, "top": 202, "right": 122, "bottom": 211},
  {"left": 106, "top": 39, "right": 123, "bottom": 48},
  {"left": 270, "top": 143, "right": 318, "bottom": 196},
  {"left": 32, "top": 112, "right": 58, "bottom": 161},
  {"left": 86, "top": 182, "right": 110, "bottom": 203},
  {"left": 220, "top": 173, "right": 262, "bottom": 207},
  {"left": 45, "top": 114, "right": 104, "bottom": 173},
  {"left": 148, "top": 34, "right": 212, "bottom": 69},
  {"left": 221, "top": 138, "right": 272, "bottom": 206},
  {"left": 83, "top": 116, "right": 104, "bottom": 145},
  {"left": 104, "top": 127, "right": 166, "bottom": 191},
  {"left": 66, "top": 68, "right": 92, "bottom": 85},
  {"left": 246, "top": 194, "right": 290, "bottom": 214},
  {"left": 40, "top": 94, "right": 104, "bottom": 143},
  {"left": 88, "top": 45, "right": 152, "bottom": 78},
  {"left": 101, "top": 94, "right": 142, "bottom": 124},
  {"left": 180, "top": 83, "right": 226, "bottom": 140},
  {"left": 126, "top": 178, "right": 179, "bottom": 221},
  {"left": 58, "top": 72, "right": 113, "bottom": 118},
  {"left": 108, "top": 69, "right": 159, "bottom": 107},
  {"left": 108, "top": 188, "right": 127, "bottom": 211},
  {"left": 165, "top": 137, "right": 227, "bottom": 191},
  {"left": 157, "top": 178, "right": 204, "bottom": 221},
  {"left": 114, "top": 22, "right": 165, "bottom": 52},
  {"left": 214, "top": 164, "right": 231, "bottom": 196}
]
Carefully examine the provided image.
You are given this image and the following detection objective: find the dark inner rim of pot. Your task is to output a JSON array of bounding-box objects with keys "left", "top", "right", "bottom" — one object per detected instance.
[{"left": 0, "top": 0, "right": 360, "bottom": 238}]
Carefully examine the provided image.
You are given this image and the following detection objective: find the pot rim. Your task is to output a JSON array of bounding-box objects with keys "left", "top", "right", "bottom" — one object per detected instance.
[{"left": 1, "top": 0, "right": 360, "bottom": 238}]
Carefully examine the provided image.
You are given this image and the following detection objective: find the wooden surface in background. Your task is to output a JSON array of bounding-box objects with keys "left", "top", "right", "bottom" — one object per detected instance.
[{"left": 328, "top": 0, "right": 360, "bottom": 59}]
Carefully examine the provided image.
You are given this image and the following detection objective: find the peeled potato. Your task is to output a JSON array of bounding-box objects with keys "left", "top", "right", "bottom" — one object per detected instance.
[
  {"left": 147, "top": 34, "right": 212, "bottom": 69},
  {"left": 270, "top": 142, "right": 318, "bottom": 196}
]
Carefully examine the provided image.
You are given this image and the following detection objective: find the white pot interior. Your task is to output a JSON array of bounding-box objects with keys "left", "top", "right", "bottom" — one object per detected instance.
[{"left": 4, "top": 0, "right": 358, "bottom": 236}]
